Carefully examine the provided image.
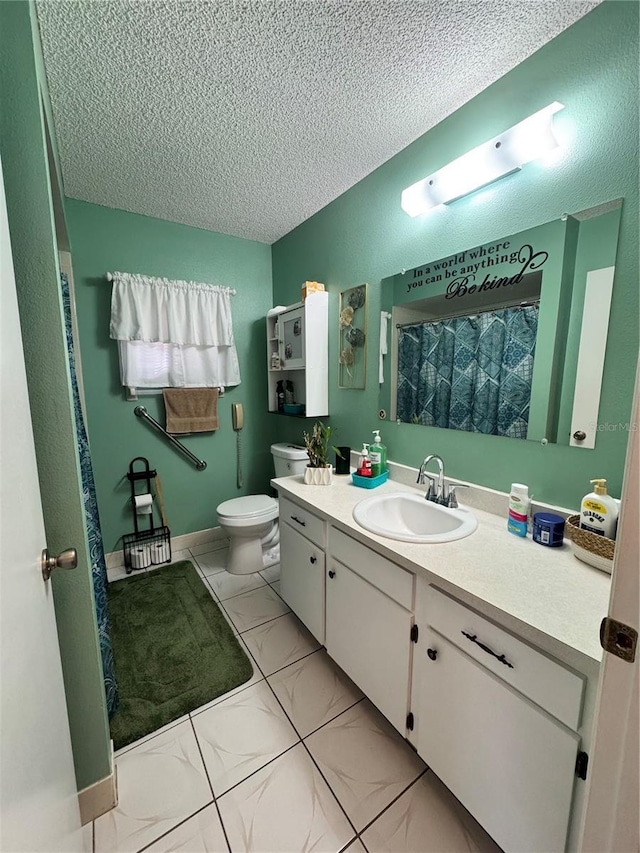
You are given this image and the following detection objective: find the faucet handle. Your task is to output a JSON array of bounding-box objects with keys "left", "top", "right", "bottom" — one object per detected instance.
[
  {"left": 446, "top": 483, "right": 469, "bottom": 508},
  {"left": 424, "top": 474, "right": 437, "bottom": 502}
]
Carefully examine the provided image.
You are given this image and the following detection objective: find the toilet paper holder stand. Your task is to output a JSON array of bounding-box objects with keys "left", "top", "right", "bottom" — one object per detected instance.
[{"left": 122, "top": 456, "right": 172, "bottom": 574}]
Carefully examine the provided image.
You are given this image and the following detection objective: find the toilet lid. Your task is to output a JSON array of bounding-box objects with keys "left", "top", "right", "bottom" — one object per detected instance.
[{"left": 217, "top": 494, "right": 278, "bottom": 519}]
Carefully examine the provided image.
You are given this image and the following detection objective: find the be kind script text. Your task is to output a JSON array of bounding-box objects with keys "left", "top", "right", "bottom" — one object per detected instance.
[{"left": 406, "top": 240, "right": 549, "bottom": 297}]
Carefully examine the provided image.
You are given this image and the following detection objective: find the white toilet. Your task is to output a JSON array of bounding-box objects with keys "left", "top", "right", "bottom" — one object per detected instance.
[{"left": 216, "top": 443, "right": 308, "bottom": 575}]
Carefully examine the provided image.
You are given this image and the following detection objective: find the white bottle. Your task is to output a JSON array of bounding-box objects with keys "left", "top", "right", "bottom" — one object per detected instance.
[
  {"left": 507, "top": 483, "right": 530, "bottom": 537},
  {"left": 579, "top": 479, "right": 619, "bottom": 539}
]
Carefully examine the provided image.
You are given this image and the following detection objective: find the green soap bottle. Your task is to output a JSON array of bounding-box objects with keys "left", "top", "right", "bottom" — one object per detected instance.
[{"left": 370, "top": 430, "right": 387, "bottom": 477}]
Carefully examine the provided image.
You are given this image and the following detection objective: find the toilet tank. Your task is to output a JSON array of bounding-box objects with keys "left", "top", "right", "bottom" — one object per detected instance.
[{"left": 271, "top": 443, "right": 308, "bottom": 477}]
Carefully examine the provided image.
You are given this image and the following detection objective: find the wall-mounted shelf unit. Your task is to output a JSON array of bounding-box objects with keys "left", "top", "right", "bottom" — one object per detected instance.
[{"left": 266, "top": 293, "right": 328, "bottom": 417}]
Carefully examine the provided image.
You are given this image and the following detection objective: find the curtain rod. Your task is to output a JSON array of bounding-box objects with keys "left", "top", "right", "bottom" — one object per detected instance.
[
  {"left": 105, "top": 272, "right": 236, "bottom": 295},
  {"left": 395, "top": 299, "right": 540, "bottom": 329}
]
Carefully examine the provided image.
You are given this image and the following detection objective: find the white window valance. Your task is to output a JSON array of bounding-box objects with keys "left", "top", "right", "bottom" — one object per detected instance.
[{"left": 109, "top": 271, "right": 240, "bottom": 388}]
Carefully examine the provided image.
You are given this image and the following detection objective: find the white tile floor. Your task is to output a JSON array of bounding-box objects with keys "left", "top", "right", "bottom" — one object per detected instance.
[{"left": 95, "top": 545, "right": 502, "bottom": 853}]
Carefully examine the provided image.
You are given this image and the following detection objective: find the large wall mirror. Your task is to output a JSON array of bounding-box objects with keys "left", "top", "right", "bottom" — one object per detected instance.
[{"left": 379, "top": 199, "right": 623, "bottom": 447}]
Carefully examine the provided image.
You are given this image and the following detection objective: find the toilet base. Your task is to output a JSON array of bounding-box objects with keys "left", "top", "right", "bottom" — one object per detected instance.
[{"left": 225, "top": 535, "right": 264, "bottom": 575}]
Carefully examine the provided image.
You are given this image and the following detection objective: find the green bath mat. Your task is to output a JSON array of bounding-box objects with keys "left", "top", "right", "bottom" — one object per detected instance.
[{"left": 107, "top": 560, "right": 253, "bottom": 750}]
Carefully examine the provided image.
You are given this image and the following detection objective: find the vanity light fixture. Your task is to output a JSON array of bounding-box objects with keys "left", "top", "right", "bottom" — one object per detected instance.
[{"left": 401, "top": 102, "right": 565, "bottom": 217}]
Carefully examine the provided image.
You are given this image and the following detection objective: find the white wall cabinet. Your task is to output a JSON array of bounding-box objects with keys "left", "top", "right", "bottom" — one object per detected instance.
[{"left": 266, "top": 292, "right": 328, "bottom": 417}]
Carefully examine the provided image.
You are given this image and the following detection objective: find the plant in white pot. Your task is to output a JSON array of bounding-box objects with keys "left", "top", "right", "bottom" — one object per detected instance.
[{"left": 302, "top": 421, "right": 335, "bottom": 485}]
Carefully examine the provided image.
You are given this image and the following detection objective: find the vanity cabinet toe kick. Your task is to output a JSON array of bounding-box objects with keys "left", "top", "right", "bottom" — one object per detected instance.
[{"left": 277, "top": 492, "right": 593, "bottom": 853}]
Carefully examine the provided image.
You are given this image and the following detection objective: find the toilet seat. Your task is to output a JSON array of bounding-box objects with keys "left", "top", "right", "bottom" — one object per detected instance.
[{"left": 217, "top": 494, "right": 278, "bottom": 526}]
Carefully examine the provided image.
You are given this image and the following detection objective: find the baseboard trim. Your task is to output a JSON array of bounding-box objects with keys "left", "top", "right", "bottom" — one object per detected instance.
[
  {"left": 105, "top": 525, "right": 228, "bottom": 569},
  {"left": 78, "top": 743, "right": 118, "bottom": 824}
]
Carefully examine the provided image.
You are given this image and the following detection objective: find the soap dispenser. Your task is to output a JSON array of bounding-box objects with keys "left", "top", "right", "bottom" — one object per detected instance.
[
  {"left": 370, "top": 430, "right": 387, "bottom": 477},
  {"left": 580, "top": 479, "right": 619, "bottom": 539},
  {"left": 357, "top": 444, "right": 372, "bottom": 477}
]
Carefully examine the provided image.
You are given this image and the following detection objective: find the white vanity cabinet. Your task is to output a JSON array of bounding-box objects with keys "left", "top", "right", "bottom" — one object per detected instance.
[
  {"left": 325, "top": 529, "right": 415, "bottom": 734},
  {"left": 273, "top": 481, "right": 600, "bottom": 853},
  {"left": 279, "top": 497, "right": 326, "bottom": 643},
  {"left": 410, "top": 584, "right": 585, "bottom": 853}
]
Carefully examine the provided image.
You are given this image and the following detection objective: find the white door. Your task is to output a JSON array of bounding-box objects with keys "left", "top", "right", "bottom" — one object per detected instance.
[
  {"left": 0, "top": 156, "right": 83, "bottom": 850},
  {"left": 579, "top": 362, "right": 639, "bottom": 853}
]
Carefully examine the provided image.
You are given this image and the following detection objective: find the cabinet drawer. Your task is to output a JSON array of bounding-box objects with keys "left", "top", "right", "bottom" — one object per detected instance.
[
  {"left": 426, "top": 586, "right": 585, "bottom": 730},
  {"left": 279, "top": 497, "right": 326, "bottom": 548},
  {"left": 329, "top": 528, "right": 414, "bottom": 610}
]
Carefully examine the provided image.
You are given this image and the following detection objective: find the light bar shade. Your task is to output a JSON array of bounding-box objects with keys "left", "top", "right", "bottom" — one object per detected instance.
[{"left": 401, "top": 102, "right": 565, "bottom": 217}]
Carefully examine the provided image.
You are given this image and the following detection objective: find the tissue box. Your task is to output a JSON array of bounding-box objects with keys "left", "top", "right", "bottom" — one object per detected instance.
[{"left": 301, "top": 281, "right": 325, "bottom": 301}]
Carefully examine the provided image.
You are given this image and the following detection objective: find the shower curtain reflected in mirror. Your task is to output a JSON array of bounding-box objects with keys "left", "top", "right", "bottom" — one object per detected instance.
[{"left": 397, "top": 304, "right": 539, "bottom": 438}]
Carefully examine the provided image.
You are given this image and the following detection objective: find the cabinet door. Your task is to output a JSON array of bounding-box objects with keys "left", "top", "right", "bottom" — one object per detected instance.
[
  {"left": 279, "top": 521, "right": 324, "bottom": 643},
  {"left": 279, "top": 307, "right": 305, "bottom": 369},
  {"left": 413, "top": 631, "right": 579, "bottom": 853},
  {"left": 326, "top": 559, "right": 413, "bottom": 734}
]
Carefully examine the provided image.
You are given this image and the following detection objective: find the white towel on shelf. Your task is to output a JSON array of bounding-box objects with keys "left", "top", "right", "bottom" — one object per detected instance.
[{"left": 379, "top": 311, "right": 391, "bottom": 384}]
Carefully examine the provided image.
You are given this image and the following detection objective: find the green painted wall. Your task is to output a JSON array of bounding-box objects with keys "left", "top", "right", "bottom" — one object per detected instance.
[
  {"left": 272, "top": 1, "right": 639, "bottom": 509},
  {"left": 0, "top": 1, "right": 111, "bottom": 790},
  {"left": 66, "top": 200, "right": 275, "bottom": 550}
]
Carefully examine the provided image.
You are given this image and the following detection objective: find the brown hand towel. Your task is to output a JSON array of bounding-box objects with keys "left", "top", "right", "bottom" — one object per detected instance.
[{"left": 163, "top": 388, "right": 219, "bottom": 434}]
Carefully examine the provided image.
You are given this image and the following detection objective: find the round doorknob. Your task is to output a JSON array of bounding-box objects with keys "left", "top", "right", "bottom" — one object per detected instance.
[
  {"left": 573, "top": 430, "right": 587, "bottom": 442},
  {"left": 328, "top": 570, "right": 336, "bottom": 579},
  {"left": 427, "top": 648, "right": 438, "bottom": 661},
  {"left": 41, "top": 547, "right": 78, "bottom": 582}
]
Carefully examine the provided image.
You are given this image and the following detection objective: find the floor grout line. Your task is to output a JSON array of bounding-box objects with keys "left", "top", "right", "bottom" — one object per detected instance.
[
  {"left": 356, "top": 767, "right": 430, "bottom": 838},
  {"left": 259, "top": 670, "right": 361, "bottom": 845},
  {"left": 134, "top": 802, "right": 215, "bottom": 853},
  {"left": 214, "top": 739, "right": 302, "bottom": 802},
  {"left": 257, "top": 645, "right": 321, "bottom": 679},
  {"left": 186, "top": 716, "right": 233, "bottom": 853}
]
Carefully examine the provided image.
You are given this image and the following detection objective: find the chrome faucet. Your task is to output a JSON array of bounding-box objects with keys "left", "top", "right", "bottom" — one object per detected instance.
[
  {"left": 417, "top": 454, "right": 468, "bottom": 508},
  {"left": 417, "top": 455, "right": 445, "bottom": 503}
]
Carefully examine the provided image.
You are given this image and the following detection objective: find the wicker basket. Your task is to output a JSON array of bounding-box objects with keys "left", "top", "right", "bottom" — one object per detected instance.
[{"left": 565, "top": 514, "right": 615, "bottom": 573}]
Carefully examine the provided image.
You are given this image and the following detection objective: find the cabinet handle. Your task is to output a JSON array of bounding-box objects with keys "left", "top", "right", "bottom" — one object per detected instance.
[
  {"left": 461, "top": 631, "right": 514, "bottom": 669},
  {"left": 328, "top": 570, "right": 336, "bottom": 578},
  {"left": 291, "top": 515, "right": 306, "bottom": 527},
  {"left": 427, "top": 648, "right": 438, "bottom": 661},
  {"left": 310, "top": 556, "right": 317, "bottom": 564}
]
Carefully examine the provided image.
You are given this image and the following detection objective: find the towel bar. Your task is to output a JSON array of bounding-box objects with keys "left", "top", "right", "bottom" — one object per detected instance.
[{"left": 134, "top": 406, "right": 207, "bottom": 470}]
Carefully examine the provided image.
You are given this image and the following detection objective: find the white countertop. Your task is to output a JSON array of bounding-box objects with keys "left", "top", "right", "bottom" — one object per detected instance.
[{"left": 272, "top": 473, "right": 612, "bottom": 670}]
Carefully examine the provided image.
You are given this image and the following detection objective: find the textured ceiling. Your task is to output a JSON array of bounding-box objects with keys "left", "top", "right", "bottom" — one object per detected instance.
[{"left": 36, "top": 0, "right": 599, "bottom": 244}]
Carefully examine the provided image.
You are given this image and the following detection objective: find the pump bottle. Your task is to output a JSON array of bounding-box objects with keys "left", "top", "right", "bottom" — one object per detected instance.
[
  {"left": 357, "top": 443, "right": 372, "bottom": 477},
  {"left": 370, "top": 430, "right": 387, "bottom": 477},
  {"left": 580, "top": 479, "right": 619, "bottom": 539}
]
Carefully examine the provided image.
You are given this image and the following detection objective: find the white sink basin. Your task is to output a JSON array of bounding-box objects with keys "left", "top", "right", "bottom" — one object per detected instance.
[{"left": 353, "top": 491, "right": 478, "bottom": 543}]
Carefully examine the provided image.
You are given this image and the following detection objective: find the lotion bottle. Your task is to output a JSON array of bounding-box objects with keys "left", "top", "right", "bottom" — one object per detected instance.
[
  {"left": 507, "top": 483, "right": 530, "bottom": 537},
  {"left": 579, "top": 479, "right": 619, "bottom": 539}
]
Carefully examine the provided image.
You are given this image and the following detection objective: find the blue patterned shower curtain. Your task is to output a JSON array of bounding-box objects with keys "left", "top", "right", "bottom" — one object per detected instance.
[
  {"left": 61, "top": 272, "right": 118, "bottom": 716},
  {"left": 397, "top": 304, "right": 539, "bottom": 438}
]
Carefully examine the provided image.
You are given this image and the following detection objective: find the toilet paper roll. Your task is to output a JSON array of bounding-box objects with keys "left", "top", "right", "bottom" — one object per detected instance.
[
  {"left": 130, "top": 544, "right": 150, "bottom": 570},
  {"left": 134, "top": 493, "right": 153, "bottom": 515},
  {"left": 150, "top": 540, "right": 170, "bottom": 564}
]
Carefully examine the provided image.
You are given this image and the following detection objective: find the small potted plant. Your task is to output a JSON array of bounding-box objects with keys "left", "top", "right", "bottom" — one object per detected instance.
[{"left": 302, "top": 421, "right": 335, "bottom": 485}]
